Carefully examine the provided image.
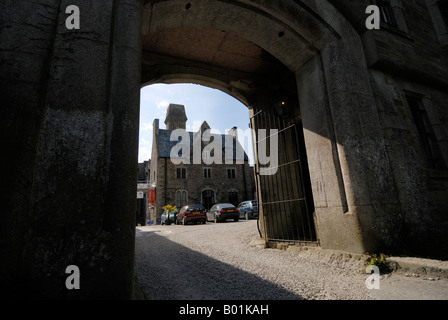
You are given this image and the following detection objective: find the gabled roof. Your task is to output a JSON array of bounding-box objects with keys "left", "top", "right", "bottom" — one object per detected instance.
[{"left": 156, "top": 129, "right": 249, "bottom": 161}]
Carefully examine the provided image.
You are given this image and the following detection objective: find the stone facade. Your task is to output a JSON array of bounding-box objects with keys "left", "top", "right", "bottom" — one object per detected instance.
[{"left": 147, "top": 104, "right": 255, "bottom": 221}]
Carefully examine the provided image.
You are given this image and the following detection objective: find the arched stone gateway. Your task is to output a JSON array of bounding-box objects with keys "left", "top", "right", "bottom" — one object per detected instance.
[{"left": 1, "top": 0, "right": 447, "bottom": 298}]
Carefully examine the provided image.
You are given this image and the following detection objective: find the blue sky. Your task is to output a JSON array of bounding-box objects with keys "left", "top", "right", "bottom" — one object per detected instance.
[{"left": 139, "top": 83, "right": 254, "bottom": 164}]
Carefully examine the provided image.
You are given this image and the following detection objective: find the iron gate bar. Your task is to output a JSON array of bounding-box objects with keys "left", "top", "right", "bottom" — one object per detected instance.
[
  {"left": 287, "top": 124, "right": 307, "bottom": 241},
  {"left": 275, "top": 113, "right": 292, "bottom": 241},
  {"left": 250, "top": 110, "right": 263, "bottom": 119},
  {"left": 280, "top": 115, "right": 303, "bottom": 241},
  {"left": 256, "top": 124, "right": 296, "bottom": 144},
  {"left": 251, "top": 105, "right": 317, "bottom": 243},
  {"left": 258, "top": 159, "right": 302, "bottom": 174},
  {"left": 288, "top": 124, "right": 308, "bottom": 241},
  {"left": 262, "top": 198, "right": 306, "bottom": 205},
  {"left": 292, "top": 120, "right": 316, "bottom": 240},
  {"left": 273, "top": 112, "right": 291, "bottom": 241},
  {"left": 264, "top": 110, "right": 280, "bottom": 241},
  {"left": 261, "top": 110, "right": 276, "bottom": 240}
]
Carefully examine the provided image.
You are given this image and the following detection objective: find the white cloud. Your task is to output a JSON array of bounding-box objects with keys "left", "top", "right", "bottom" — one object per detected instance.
[
  {"left": 186, "top": 120, "right": 203, "bottom": 132},
  {"left": 138, "top": 146, "right": 152, "bottom": 163},
  {"left": 140, "top": 122, "right": 153, "bottom": 132},
  {"left": 157, "top": 100, "right": 169, "bottom": 110},
  {"left": 138, "top": 135, "right": 152, "bottom": 162}
]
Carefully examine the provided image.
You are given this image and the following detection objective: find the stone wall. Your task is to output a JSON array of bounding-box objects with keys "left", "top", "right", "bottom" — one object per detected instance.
[
  {"left": 153, "top": 157, "right": 254, "bottom": 219},
  {"left": 0, "top": 0, "right": 142, "bottom": 299},
  {"left": 2, "top": 0, "right": 448, "bottom": 299}
]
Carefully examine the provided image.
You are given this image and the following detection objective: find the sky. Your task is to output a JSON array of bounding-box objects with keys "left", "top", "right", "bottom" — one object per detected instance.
[{"left": 138, "top": 83, "right": 254, "bottom": 164}]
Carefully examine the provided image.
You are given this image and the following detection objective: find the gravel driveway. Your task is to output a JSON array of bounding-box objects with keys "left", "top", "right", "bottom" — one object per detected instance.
[{"left": 134, "top": 220, "right": 373, "bottom": 300}]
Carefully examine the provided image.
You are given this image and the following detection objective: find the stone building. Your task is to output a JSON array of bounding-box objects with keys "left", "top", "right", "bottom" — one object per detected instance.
[{"left": 147, "top": 104, "right": 255, "bottom": 222}]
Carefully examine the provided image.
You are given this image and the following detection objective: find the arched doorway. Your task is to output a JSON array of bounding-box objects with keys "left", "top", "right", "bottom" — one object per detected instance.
[
  {"left": 138, "top": 0, "right": 408, "bottom": 254},
  {"left": 201, "top": 189, "right": 216, "bottom": 211},
  {"left": 140, "top": 1, "right": 325, "bottom": 244},
  {"left": 227, "top": 189, "right": 239, "bottom": 207}
]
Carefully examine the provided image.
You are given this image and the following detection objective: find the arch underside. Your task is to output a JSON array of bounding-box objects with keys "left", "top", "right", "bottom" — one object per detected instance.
[
  {"left": 141, "top": 0, "right": 398, "bottom": 253},
  {"left": 141, "top": 0, "right": 345, "bottom": 244},
  {"left": 141, "top": 0, "right": 340, "bottom": 106}
]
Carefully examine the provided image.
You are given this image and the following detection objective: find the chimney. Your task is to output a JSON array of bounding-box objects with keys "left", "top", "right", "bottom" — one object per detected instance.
[
  {"left": 153, "top": 119, "right": 159, "bottom": 136},
  {"left": 164, "top": 104, "right": 187, "bottom": 130},
  {"left": 228, "top": 126, "right": 238, "bottom": 139}
]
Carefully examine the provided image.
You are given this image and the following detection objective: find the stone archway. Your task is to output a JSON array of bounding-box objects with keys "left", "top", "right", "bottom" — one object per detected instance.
[
  {"left": 2, "top": 0, "right": 404, "bottom": 298},
  {"left": 140, "top": 0, "right": 401, "bottom": 253},
  {"left": 201, "top": 189, "right": 216, "bottom": 211}
]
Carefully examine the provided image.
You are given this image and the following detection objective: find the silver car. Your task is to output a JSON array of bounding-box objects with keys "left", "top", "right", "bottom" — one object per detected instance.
[{"left": 208, "top": 203, "right": 239, "bottom": 223}]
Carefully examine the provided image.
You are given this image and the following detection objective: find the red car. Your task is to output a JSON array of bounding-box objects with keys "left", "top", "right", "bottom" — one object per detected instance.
[{"left": 175, "top": 204, "right": 207, "bottom": 225}]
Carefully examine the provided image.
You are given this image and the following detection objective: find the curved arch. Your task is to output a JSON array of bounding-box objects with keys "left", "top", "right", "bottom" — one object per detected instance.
[
  {"left": 141, "top": 73, "right": 250, "bottom": 107},
  {"left": 200, "top": 187, "right": 217, "bottom": 195},
  {"left": 142, "top": 0, "right": 342, "bottom": 72},
  {"left": 141, "top": 0, "right": 398, "bottom": 255}
]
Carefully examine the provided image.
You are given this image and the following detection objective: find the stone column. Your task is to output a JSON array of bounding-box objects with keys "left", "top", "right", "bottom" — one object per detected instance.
[{"left": 297, "top": 36, "right": 402, "bottom": 254}]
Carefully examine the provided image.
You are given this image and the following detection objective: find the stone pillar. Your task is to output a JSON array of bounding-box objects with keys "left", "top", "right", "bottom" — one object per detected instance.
[
  {"left": 0, "top": 0, "right": 142, "bottom": 299},
  {"left": 297, "top": 36, "right": 402, "bottom": 254}
]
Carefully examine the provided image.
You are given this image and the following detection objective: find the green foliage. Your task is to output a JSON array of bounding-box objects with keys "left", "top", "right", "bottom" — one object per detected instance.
[
  {"left": 364, "top": 253, "right": 391, "bottom": 273},
  {"left": 163, "top": 204, "right": 177, "bottom": 213}
]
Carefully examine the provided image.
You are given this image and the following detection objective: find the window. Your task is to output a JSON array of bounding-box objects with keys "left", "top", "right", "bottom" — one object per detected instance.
[
  {"left": 203, "top": 168, "right": 212, "bottom": 178},
  {"left": 407, "top": 96, "right": 445, "bottom": 169},
  {"left": 377, "top": 0, "right": 398, "bottom": 27},
  {"left": 176, "top": 167, "right": 186, "bottom": 179},
  {"left": 175, "top": 190, "right": 188, "bottom": 208},
  {"left": 227, "top": 168, "right": 236, "bottom": 179}
]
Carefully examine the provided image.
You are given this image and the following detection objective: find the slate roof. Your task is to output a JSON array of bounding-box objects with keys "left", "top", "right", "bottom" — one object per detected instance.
[{"left": 157, "top": 129, "right": 249, "bottom": 161}]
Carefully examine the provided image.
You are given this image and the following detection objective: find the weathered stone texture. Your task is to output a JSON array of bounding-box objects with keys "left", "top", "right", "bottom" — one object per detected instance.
[
  {"left": 1, "top": 0, "right": 142, "bottom": 299},
  {"left": 2, "top": 0, "right": 448, "bottom": 299}
]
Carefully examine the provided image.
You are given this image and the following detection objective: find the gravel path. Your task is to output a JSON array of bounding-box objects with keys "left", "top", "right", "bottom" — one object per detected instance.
[{"left": 134, "top": 220, "right": 372, "bottom": 300}]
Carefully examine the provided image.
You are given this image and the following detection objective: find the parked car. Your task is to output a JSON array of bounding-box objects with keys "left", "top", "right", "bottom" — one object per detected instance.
[
  {"left": 176, "top": 205, "right": 207, "bottom": 225},
  {"left": 209, "top": 203, "right": 239, "bottom": 223},
  {"left": 206, "top": 210, "right": 215, "bottom": 222},
  {"left": 237, "top": 200, "right": 258, "bottom": 220},
  {"left": 161, "top": 209, "right": 178, "bottom": 225}
]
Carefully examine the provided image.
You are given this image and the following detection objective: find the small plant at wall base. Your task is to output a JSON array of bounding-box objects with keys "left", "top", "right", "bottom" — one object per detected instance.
[
  {"left": 364, "top": 253, "right": 392, "bottom": 273},
  {"left": 163, "top": 204, "right": 177, "bottom": 213}
]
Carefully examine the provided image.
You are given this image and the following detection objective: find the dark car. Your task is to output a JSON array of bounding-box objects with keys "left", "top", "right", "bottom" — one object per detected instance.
[
  {"left": 176, "top": 205, "right": 207, "bottom": 225},
  {"left": 161, "top": 209, "right": 178, "bottom": 225},
  {"left": 237, "top": 200, "right": 258, "bottom": 220},
  {"left": 209, "top": 203, "right": 239, "bottom": 223}
]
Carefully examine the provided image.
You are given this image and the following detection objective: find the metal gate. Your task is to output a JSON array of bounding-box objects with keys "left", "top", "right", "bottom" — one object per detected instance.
[{"left": 250, "top": 103, "right": 317, "bottom": 243}]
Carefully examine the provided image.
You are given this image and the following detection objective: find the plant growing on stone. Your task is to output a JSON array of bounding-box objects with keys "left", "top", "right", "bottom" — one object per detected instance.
[{"left": 365, "top": 253, "right": 391, "bottom": 273}]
